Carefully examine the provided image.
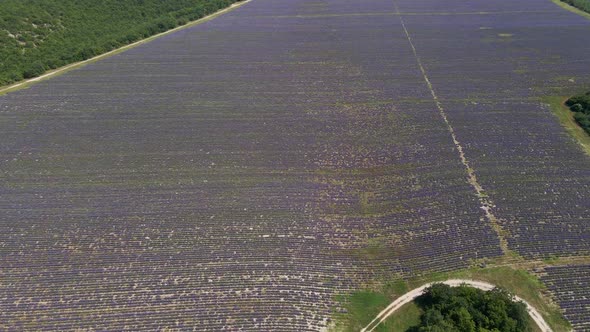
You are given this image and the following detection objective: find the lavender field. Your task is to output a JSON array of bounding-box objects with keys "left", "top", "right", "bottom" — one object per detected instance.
[
  {"left": 540, "top": 264, "right": 590, "bottom": 330},
  {"left": 1, "top": 0, "right": 589, "bottom": 330}
]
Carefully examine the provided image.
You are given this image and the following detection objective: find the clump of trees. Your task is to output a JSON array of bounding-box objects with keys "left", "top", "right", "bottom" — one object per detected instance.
[
  {"left": 565, "top": 91, "right": 590, "bottom": 135},
  {"left": 0, "top": 0, "right": 240, "bottom": 86},
  {"left": 410, "top": 284, "right": 532, "bottom": 332}
]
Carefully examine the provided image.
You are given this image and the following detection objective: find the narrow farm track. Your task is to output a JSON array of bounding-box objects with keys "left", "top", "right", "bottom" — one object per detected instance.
[
  {"left": 1, "top": 0, "right": 590, "bottom": 330},
  {"left": 392, "top": 0, "right": 511, "bottom": 255}
]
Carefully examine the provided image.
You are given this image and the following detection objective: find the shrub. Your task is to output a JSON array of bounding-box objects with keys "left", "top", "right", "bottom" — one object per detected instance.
[
  {"left": 23, "top": 61, "right": 46, "bottom": 78},
  {"left": 566, "top": 91, "right": 590, "bottom": 135},
  {"left": 410, "top": 284, "right": 531, "bottom": 332}
]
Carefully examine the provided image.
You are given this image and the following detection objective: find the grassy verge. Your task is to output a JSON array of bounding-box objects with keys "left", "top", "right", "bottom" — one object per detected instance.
[
  {"left": 381, "top": 302, "right": 422, "bottom": 332},
  {"left": 543, "top": 96, "right": 590, "bottom": 156},
  {"left": 330, "top": 291, "right": 421, "bottom": 332},
  {"left": 332, "top": 266, "right": 570, "bottom": 332}
]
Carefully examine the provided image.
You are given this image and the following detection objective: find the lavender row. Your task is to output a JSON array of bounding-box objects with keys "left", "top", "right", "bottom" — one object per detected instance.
[{"left": 538, "top": 265, "right": 590, "bottom": 331}]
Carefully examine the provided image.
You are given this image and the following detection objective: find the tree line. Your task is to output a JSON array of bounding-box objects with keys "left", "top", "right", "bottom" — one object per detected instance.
[{"left": 0, "top": 0, "right": 240, "bottom": 86}]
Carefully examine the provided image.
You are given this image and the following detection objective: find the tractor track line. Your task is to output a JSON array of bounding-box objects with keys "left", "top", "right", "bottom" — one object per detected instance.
[{"left": 393, "top": 0, "right": 511, "bottom": 256}]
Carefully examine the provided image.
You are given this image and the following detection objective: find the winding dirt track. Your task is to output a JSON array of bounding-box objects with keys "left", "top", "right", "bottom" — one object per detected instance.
[{"left": 361, "top": 279, "right": 553, "bottom": 332}]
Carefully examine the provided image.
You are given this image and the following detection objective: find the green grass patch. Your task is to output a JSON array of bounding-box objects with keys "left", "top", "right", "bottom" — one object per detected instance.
[
  {"left": 381, "top": 302, "right": 422, "bottom": 332},
  {"left": 543, "top": 95, "right": 590, "bottom": 156},
  {"left": 332, "top": 266, "right": 570, "bottom": 332},
  {"left": 331, "top": 292, "right": 421, "bottom": 332},
  {"left": 332, "top": 291, "right": 391, "bottom": 332},
  {"left": 350, "top": 237, "right": 400, "bottom": 262}
]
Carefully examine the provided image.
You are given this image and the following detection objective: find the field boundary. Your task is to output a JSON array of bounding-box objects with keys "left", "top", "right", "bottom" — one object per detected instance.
[
  {"left": 544, "top": 96, "right": 590, "bottom": 156},
  {"left": 0, "top": 0, "right": 252, "bottom": 96},
  {"left": 361, "top": 279, "right": 552, "bottom": 332}
]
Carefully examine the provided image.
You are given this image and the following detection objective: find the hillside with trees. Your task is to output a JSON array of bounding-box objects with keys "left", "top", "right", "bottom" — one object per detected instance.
[{"left": 0, "top": 0, "right": 240, "bottom": 85}]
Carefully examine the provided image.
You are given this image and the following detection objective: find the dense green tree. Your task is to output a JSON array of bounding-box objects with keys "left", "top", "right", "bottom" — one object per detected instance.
[
  {"left": 409, "top": 284, "right": 532, "bottom": 332},
  {"left": 561, "top": 0, "right": 590, "bottom": 13},
  {"left": 566, "top": 91, "right": 590, "bottom": 135}
]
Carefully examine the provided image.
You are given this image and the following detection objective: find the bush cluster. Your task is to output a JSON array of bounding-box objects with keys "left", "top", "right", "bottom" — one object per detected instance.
[
  {"left": 565, "top": 91, "right": 590, "bottom": 135},
  {"left": 0, "top": 0, "right": 240, "bottom": 85},
  {"left": 410, "top": 284, "right": 532, "bottom": 332}
]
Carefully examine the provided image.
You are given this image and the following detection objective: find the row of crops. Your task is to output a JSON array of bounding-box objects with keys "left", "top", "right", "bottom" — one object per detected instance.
[{"left": 539, "top": 264, "right": 590, "bottom": 331}]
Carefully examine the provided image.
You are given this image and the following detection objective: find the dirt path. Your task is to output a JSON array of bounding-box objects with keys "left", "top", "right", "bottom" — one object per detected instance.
[{"left": 361, "top": 279, "right": 553, "bottom": 332}]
